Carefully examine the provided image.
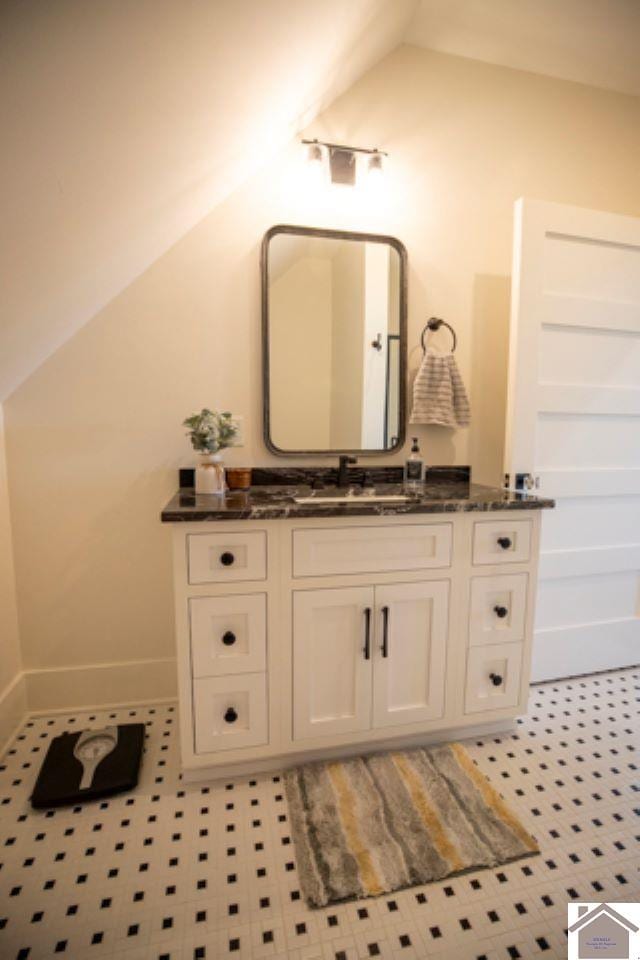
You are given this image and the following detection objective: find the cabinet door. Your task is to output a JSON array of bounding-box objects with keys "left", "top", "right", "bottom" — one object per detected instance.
[
  {"left": 372, "top": 581, "right": 449, "bottom": 729},
  {"left": 293, "top": 587, "right": 374, "bottom": 741}
]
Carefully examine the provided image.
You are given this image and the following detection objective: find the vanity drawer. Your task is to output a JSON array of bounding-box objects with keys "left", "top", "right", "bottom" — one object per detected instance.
[
  {"left": 190, "top": 593, "right": 266, "bottom": 678},
  {"left": 472, "top": 519, "right": 531, "bottom": 565},
  {"left": 193, "top": 672, "right": 268, "bottom": 754},
  {"left": 464, "top": 642, "right": 523, "bottom": 714},
  {"left": 292, "top": 523, "right": 452, "bottom": 578},
  {"left": 187, "top": 531, "right": 267, "bottom": 584},
  {"left": 469, "top": 573, "right": 528, "bottom": 646}
]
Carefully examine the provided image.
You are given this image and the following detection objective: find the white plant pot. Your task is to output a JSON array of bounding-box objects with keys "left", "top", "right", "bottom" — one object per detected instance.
[{"left": 195, "top": 454, "right": 225, "bottom": 495}]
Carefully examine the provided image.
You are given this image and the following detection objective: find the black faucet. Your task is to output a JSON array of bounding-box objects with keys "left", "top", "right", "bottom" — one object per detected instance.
[{"left": 337, "top": 455, "right": 357, "bottom": 487}]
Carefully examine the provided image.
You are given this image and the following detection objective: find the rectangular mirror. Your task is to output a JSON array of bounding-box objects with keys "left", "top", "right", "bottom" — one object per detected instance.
[{"left": 262, "top": 225, "right": 407, "bottom": 455}]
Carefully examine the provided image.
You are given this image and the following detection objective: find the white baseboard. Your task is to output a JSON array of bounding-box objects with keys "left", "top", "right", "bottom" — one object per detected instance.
[
  {"left": 27, "top": 695, "right": 177, "bottom": 719},
  {"left": 0, "top": 659, "right": 177, "bottom": 757},
  {"left": 0, "top": 672, "right": 28, "bottom": 757},
  {"left": 24, "top": 657, "right": 177, "bottom": 713}
]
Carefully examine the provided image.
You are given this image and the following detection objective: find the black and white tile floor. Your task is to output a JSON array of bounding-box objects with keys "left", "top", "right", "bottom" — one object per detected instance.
[{"left": 0, "top": 667, "right": 638, "bottom": 960}]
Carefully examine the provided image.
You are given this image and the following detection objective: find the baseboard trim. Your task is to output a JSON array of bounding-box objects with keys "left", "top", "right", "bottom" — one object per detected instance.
[
  {"left": 0, "top": 672, "right": 28, "bottom": 757},
  {"left": 24, "top": 657, "right": 178, "bottom": 713},
  {"left": 27, "top": 696, "right": 178, "bottom": 719}
]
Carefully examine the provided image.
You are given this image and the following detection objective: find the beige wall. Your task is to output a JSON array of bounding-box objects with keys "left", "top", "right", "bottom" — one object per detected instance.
[
  {"left": 4, "top": 45, "right": 640, "bottom": 708},
  {"left": 0, "top": 405, "right": 25, "bottom": 744},
  {"left": 330, "top": 243, "right": 365, "bottom": 448},
  {"left": 270, "top": 258, "right": 333, "bottom": 449}
]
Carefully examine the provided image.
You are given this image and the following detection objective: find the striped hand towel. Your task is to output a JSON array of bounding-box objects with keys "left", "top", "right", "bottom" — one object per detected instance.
[{"left": 411, "top": 348, "right": 470, "bottom": 427}]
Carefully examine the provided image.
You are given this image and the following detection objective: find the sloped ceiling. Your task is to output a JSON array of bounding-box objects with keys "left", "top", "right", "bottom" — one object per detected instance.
[
  {"left": 408, "top": 0, "right": 640, "bottom": 96},
  {"left": 2, "top": 0, "right": 638, "bottom": 403},
  {"left": 0, "top": 0, "right": 417, "bottom": 400}
]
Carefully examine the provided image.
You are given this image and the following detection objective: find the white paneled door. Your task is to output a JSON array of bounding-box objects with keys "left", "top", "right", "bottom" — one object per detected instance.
[{"left": 506, "top": 198, "right": 640, "bottom": 681}]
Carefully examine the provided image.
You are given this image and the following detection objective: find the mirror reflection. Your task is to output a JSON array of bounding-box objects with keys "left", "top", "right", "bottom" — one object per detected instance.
[{"left": 263, "top": 227, "right": 406, "bottom": 454}]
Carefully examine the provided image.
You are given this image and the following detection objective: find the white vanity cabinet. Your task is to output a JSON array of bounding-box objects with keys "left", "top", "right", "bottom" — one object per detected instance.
[{"left": 168, "top": 509, "right": 542, "bottom": 781}]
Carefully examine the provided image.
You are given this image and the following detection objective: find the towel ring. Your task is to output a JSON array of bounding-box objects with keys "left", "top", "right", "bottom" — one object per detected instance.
[{"left": 421, "top": 317, "right": 457, "bottom": 353}]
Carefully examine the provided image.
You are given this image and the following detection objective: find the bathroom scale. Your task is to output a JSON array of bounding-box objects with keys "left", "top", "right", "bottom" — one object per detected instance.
[{"left": 31, "top": 723, "right": 145, "bottom": 808}]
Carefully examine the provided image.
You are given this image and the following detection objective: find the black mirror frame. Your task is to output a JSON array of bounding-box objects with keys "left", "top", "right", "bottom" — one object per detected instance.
[{"left": 261, "top": 223, "right": 407, "bottom": 457}]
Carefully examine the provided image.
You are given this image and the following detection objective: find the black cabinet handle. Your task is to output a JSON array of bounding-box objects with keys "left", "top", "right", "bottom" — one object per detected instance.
[
  {"left": 220, "top": 552, "right": 235, "bottom": 566},
  {"left": 222, "top": 631, "right": 236, "bottom": 646},
  {"left": 494, "top": 605, "right": 508, "bottom": 619},
  {"left": 497, "top": 537, "right": 512, "bottom": 550},
  {"left": 381, "top": 606, "right": 389, "bottom": 658},
  {"left": 224, "top": 707, "right": 238, "bottom": 723},
  {"left": 363, "top": 607, "right": 371, "bottom": 660},
  {"left": 489, "top": 673, "right": 503, "bottom": 687}
]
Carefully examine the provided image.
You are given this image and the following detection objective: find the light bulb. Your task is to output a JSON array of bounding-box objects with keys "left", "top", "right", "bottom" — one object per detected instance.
[
  {"left": 305, "top": 140, "right": 325, "bottom": 188},
  {"left": 307, "top": 141, "right": 323, "bottom": 164},
  {"left": 367, "top": 151, "right": 384, "bottom": 181}
]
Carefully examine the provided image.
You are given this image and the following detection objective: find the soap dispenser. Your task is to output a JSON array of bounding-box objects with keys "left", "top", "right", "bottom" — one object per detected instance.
[{"left": 404, "top": 437, "right": 424, "bottom": 490}]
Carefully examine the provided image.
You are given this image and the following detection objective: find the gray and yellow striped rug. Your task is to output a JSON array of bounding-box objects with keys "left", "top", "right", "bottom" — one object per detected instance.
[{"left": 285, "top": 743, "right": 539, "bottom": 908}]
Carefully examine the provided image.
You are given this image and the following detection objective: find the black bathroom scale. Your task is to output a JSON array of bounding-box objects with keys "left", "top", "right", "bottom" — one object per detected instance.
[{"left": 31, "top": 723, "right": 145, "bottom": 808}]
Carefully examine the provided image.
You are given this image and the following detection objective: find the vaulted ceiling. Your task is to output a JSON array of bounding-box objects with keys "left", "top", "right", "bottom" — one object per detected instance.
[
  {"left": 1, "top": 0, "right": 638, "bottom": 401},
  {"left": 0, "top": 0, "right": 417, "bottom": 401}
]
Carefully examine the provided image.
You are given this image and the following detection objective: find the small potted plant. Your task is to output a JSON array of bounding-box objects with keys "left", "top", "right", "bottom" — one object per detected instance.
[{"left": 183, "top": 409, "right": 238, "bottom": 495}]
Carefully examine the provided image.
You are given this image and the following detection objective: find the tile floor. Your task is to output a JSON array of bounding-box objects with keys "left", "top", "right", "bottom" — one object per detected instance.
[{"left": 0, "top": 667, "right": 638, "bottom": 960}]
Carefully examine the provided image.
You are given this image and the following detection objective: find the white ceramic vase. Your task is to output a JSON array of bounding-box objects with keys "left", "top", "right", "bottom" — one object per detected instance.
[{"left": 195, "top": 453, "right": 225, "bottom": 495}]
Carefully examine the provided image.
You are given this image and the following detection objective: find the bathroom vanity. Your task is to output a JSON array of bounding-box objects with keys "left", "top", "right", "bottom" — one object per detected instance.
[
  {"left": 161, "top": 470, "right": 554, "bottom": 780},
  {"left": 163, "top": 224, "right": 554, "bottom": 779}
]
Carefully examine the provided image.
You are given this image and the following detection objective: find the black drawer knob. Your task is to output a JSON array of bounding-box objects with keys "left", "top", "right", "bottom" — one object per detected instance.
[
  {"left": 222, "top": 631, "right": 236, "bottom": 646},
  {"left": 224, "top": 707, "right": 238, "bottom": 724},
  {"left": 220, "top": 552, "right": 235, "bottom": 566},
  {"left": 497, "top": 536, "right": 512, "bottom": 550},
  {"left": 489, "top": 672, "right": 503, "bottom": 687},
  {"left": 494, "top": 605, "right": 508, "bottom": 619}
]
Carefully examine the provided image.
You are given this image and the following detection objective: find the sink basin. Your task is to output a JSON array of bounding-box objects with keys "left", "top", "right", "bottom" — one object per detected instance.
[{"left": 293, "top": 488, "right": 410, "bottom": 505}]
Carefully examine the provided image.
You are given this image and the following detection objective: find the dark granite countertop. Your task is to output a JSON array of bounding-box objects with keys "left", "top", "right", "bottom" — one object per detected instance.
[{"left": 161, "top": 467, "right": 554, "bottom": 522}]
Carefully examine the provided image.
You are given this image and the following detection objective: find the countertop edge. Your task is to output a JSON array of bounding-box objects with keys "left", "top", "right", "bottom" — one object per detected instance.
[{"left": 160, "top": 490, "right": 555, "bottom": 523}]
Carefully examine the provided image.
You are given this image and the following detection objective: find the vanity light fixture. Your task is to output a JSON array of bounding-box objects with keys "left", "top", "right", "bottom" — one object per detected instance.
[{"left": 301, "top": 138, "right": 388, "bottom": 187}]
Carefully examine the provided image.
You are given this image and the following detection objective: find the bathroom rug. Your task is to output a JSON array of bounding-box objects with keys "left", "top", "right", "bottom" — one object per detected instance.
[{"left": 284, "top": 742, "right": 539, "bottom": 908}]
